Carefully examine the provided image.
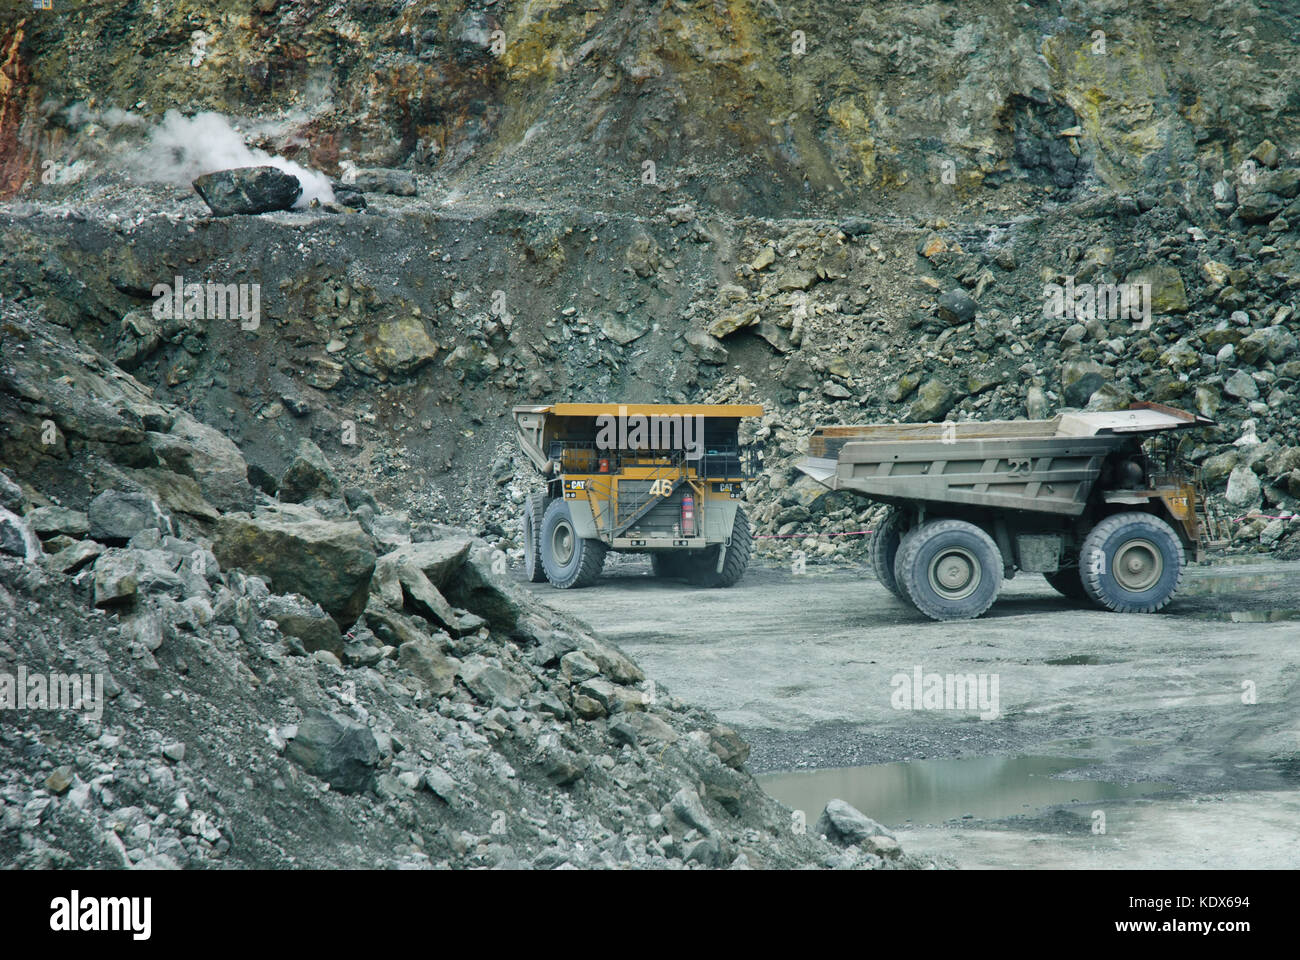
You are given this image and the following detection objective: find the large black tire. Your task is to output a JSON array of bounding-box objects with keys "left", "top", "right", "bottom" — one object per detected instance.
[
  {"left": 522, "top": 491, "right": 549, "bottom": 583},
  {"left": 650, "top": 553, "right": 689, "bottom": 579},
  {"left": 894, "top": 519, "right": 1002, "bottom": 621},
  {"left": 893, "top": 528, "right": 920, "bottom": 610},
  {"left": 687, "top": 508, "right": 752, "bottom": 588},
  {"left": 540, "top": 498, "right": 606, "bottom": 588},
  {"left": 1043, "top": 568, "right": 1089, "bottom": 601},
  {"left": 1081, "top": 512, "right": 1184, "bottom": 613},
  {"left": 870, "top": 509, "right": 907, "bottom": 600}
]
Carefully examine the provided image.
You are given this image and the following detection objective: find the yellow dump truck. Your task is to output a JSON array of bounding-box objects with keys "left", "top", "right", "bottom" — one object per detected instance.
[{"left": 513, "top": 403, "right": 764, "bottom": 588}]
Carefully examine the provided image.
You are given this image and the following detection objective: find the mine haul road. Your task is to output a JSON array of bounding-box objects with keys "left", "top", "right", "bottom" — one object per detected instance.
[{"left": 525, "top": 557, "right": 1300, "bottom": 869}]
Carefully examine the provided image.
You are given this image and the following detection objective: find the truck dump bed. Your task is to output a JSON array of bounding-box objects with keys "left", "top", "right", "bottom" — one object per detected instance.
[{"left": 799, "top": 404, "right": 1210, "bottom": 517}]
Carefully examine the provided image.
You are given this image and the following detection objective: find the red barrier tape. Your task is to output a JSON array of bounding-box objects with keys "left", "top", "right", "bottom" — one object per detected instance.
[{"left": 755, "top": 529, "right": 874, "bottom": 539}]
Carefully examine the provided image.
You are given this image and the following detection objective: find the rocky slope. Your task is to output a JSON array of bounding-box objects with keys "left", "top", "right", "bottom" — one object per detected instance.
[{"left": 0, "top": 305, "right": 923, "bottom": 869}]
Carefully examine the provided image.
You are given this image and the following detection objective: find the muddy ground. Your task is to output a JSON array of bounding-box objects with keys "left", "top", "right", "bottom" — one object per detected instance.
[{"left": 524, "top": 556, "right": 1300, "bottom": 869}]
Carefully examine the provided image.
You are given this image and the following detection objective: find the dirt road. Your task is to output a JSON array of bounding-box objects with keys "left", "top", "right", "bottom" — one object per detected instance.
[{"left": 526, "top": 556, "right": 1300, "bottom": 868}]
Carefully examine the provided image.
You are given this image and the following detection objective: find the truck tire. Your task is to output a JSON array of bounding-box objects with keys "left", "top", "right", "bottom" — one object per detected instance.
[
  {"left": 1080, "top": 512, "right": 1184, "bottom": 613},
  {"left": 1043, "top": 569, "right": 1089, "bottom": 601},
  {"left": 870, "top": 509, "right": 907, "bottom": 600},
  {"left": 894, "top": 519, "right": 1002, "bottom": 621},
  {"left": 540, "top": 499, "right": 606, "bottom": 588},
  {"left": 687, "top": 508, "right": 752, "bottom": 588},
  {"left": 650, "top": 553, "right": 689, "bottom": 580},
  {"left": 523, "top": 491, "right": 549, "bottom": 583}
]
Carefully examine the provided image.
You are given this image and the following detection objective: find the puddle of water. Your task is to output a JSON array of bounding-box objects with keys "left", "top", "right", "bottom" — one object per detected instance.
[
  {"left": 759, "top": 755, "right": 1173, "bottom": 827},
  {"left": 1182, "top": 609, "right": 1300, "bottom": 623}
]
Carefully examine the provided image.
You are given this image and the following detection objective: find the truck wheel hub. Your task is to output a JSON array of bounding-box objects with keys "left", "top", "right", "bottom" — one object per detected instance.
[
  {"left": 930, "top": 548, "right": 979, "bottom": 600},
  {"left": 1114, "top": 539, "right": 1162, "bottom": 592},
  {"left": 551, "top": 523, "right": 575, "bottom": 565}
]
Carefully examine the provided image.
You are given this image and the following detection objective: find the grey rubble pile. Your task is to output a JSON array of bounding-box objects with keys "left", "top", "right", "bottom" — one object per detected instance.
[{"left": 0, "top": 310, "right": 925, "bottom": 870}]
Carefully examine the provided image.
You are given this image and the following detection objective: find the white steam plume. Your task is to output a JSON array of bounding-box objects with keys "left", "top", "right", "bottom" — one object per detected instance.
[{"left": 133, "top": 110, "right": 334, "bottom": 207}]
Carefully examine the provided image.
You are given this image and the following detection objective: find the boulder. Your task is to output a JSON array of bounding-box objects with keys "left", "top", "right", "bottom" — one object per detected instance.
[
  {"left": 609, "top": 712, "right": 678, "bottom": 747},
  {"left": 906, "top": 378, "right": 957, "bottom": 422},
  {"left": 87, "top": 491, "right": 172, "bottom": 543},
  {"left": 1224, "top": 465, "right": 1261, "bottom": 507},
  {"left": 1061, "top": 359, "right": 1110, "bottom": 407},
  {"left": 396, "top": 561, "right": 475, "bottom": 634},
  {"left": 668, "top": 786, "right": 715, "bottom": 837},
  {"left": 439, "top": 542, "right": 521, "bottom": 631},
  {"left": 1237, "top": 327, "right": 1297, "bottom": 365},
  {"left": 48, "top": 540, "right": 103, "bottom": 574},
  {"left": 366, "top": 599, "right": 447, "bottom": 650},
  {"left": 25, "top": 506, "right": 89, "bottom": 538},
  {"left": 350, "top": 168, "right": 417, "bottom": 196},
  {"left": 361, "top": 317, "right": 439, "bottom": 377},
  {"left": 936, "top": 289, "right": 977, "bottom": 325},
  {"left": 285, "top": 710, "right": 379, "bottom": 794},
  {"left": 684, "top": 329, "right": 728, "bottom": 364},
  {"left": 1223, "top": 370, "right": 1259, "bottom": 401},
  {"left": 192, "top": 166, "right": 302, "bottom": 216},
  {"left": 0, "top": 474, "right": 23, "bottom": 512},
  {"left": 278, "top": 438, "right": 340, "bottom": 504},
  {"left": 262, "top": 594, "right": 343, "bottom": 656},
  {"left": 1237, "top": 192, "right": 1285, "bottom": 223},
  {"left": 1200, "top": 450, "right": 1239, "bottom": 484},
  {"left": 1127, "top": 264, "right": 1188, "bottom": 313},
  {"left": 459, "top": 659, "right": 526, "bottom": 708},
  {"left": 375, "top": 538, "right": 471, "bottom": 591},
  {"left": 91, "top": 550, "right": 140, "bottom": 606},
  {"left": 814, "top": 799, "right": 896, "bottom": 845},
  {"left": 600, "top": 313, "right": 649, "bottom": 346},
  {"left": 213, "top": 515, "right": 376, "bottom": 625},
  {"left": 0, "top": 507, "right": 40, "bottom": 562},
  {"left": 1257, "top": 168, "right": 1300, "bottom": 198},
  {"left": 146, "top": 412, "right": 254, "bottom": 513},
  {"left": 706, "top": 725, "right": 750, "bottom": 769},
  {"left": 397, "top": 638, "right": 459, "bottom": 696}
]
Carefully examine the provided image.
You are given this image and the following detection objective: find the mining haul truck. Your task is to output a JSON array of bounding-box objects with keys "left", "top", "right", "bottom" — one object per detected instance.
[
  {"left": 798, "top": 402, "right": 1218, "bottom": 621},
  {"left": 513, "top": 403, "right": 763, "bottom": 588}
]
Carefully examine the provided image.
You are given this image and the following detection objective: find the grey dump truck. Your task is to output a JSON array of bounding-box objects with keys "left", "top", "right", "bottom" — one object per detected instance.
[{"left": 798, "top": 402, "right": 1218, "bottom": 621}]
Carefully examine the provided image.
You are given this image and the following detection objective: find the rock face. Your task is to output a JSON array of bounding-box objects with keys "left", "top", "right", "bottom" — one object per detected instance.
[
  {"left": 213, "top": 514, "right": 377, "bottom": 625},
  {"left": 192, "top": 166, "right": 302, "bottom": 216},
  {"left": 285, "top": 711, "right": 380, "bottom": 794}
]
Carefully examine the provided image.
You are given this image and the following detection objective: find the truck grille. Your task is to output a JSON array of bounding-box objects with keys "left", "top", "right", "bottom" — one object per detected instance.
[{"left": 616, "top": 480, "right": 683, "bottom": 532}]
